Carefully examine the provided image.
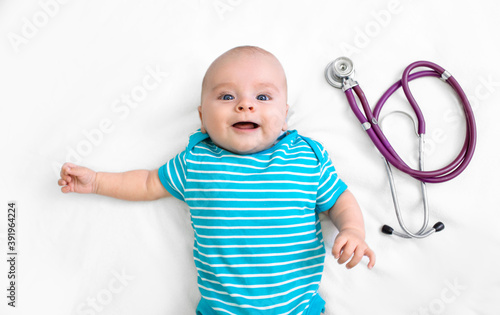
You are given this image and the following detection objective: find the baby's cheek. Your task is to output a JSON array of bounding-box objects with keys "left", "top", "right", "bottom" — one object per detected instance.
[{"left": 268, "top": 111, "right": 287, "bottom": 130}]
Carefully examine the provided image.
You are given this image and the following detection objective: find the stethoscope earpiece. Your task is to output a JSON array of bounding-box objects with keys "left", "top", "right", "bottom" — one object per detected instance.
[{"left": 382, "top": 222, "right": 445, "bottom": 238}]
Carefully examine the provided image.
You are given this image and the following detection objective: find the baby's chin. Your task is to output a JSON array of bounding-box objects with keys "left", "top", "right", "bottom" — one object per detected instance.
[
  {"left": 216, "top": 140, "right": 275, "bottom": 155},
  {"left": 208, "top": 128, "right": 285, "bottom": 155}
]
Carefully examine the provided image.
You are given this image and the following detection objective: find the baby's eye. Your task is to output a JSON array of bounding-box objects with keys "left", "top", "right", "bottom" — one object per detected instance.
[
  {"left": 256, "top": 94, "right": 269, "bottom": 101},
  {"left": 221, "top": 94, "right": 234, "bottom": 101}
]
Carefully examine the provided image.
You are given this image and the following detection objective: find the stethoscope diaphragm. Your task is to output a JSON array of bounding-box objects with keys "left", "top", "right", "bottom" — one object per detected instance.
[{"left": 325, "top": 57, "right": 355, "bottom": 89}]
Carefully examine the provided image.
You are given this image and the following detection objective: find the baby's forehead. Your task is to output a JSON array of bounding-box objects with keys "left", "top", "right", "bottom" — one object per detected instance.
[
  {"left": 200, "top": 47, "right": 288, "bottom": 102},
  {"left": 221, "top": 46, "right": 276, "bottom": 61},
  {"left": 204, "top": 51, "right": 285, "bottom": 84},
  {"left": 214, "top": 49, "right": 281, "bottom": 72}
]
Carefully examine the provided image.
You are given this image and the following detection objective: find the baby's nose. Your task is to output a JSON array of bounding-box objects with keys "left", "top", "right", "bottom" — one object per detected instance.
[
  {"left": 236, "top": 100, "right": 255, "bottom": 112},
  {"left": 237, "top": 105, "right": 254, "bottom": 111}
]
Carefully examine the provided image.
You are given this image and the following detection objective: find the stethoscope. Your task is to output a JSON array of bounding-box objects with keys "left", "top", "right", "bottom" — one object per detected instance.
[{"left": 324, "top": 57, "right": 477, "bottom": 239}]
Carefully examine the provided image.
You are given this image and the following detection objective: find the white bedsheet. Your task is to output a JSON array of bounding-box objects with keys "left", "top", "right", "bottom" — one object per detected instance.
[{"left": 1, "top": 1, "right": 499, "bottom": 314}]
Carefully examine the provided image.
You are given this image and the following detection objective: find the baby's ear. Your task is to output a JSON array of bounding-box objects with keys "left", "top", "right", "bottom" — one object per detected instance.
[
  {"left": 198, "top": 105, "right": 207, "bottom": 133},
  {"left": 282, "top": 104, "right": 289, "bottom": 131}
]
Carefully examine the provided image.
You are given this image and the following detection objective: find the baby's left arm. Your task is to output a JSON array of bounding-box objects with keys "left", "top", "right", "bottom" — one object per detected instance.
[{"left": 326, "top": 189, "right": 376, "bottom": 269}]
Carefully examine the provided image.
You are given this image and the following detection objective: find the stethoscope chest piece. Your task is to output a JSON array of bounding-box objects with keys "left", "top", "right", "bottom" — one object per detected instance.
[{"left": 325, "top": 57, "right": 355, "bottom": 89}]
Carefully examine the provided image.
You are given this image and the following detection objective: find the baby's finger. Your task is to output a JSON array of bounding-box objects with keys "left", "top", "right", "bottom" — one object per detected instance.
[
  {"left": 60, "top": 165, "right": 68, "bottom": 177},
  {"left": 61, "top": 185, "right": 71, "bottom": 193},
  {"left": 332, "top": 236, "right": 347, "bottom": 259},
  {"left": 337, "top": 242, "right": 356, "bottom": 265},
  {"left": 58, "top": 179, "right": 67, "bottom": 186},
  {"left": 345, "top": 247, "right": 365, "bottom": 269},
  {"left": 58, "top": 174, "right": 72, "bottom": 184},
  {"left": 365, "top": 248, "right": 376, "bottom": 269},
  {"left": 61, "top": 162, "right": 75, "bottom": 176},
  {"left": 67, "top": 165, "right": 88, "bottom": 177}
]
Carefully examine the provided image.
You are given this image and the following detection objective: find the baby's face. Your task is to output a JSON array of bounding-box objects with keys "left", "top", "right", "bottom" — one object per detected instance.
[{"left": 199, "top": 52, "right": 289, "bottom": 154}]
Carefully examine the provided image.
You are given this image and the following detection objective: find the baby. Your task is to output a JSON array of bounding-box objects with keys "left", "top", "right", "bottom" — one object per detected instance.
[{"left": 58, "top": 46, "right": 375, "bottom": 315}]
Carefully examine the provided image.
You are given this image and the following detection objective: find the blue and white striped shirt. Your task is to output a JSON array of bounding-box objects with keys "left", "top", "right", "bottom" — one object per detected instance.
[{"left": 158, "top": 130, "right": 347, "bottom": 315}]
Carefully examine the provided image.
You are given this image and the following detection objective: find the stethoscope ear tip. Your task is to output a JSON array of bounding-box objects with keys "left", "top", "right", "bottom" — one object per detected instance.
[
  {"left": 433, "top": 222, "right": 445, "bottom": 232},
  {"left": 381, "top": 225, "right": 394, "bottom": 235}
]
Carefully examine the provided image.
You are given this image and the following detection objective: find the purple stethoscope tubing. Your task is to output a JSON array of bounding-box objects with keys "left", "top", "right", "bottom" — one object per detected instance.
[
  {"left": 345, "top": 65, "right": 476, "bottom": 183},
  {"left": 325, "top": 57, "right": 477, "bottom": 238}
]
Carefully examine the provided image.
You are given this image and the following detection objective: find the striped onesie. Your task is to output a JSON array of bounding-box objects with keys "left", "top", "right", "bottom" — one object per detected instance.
[{"left": 158, "top": 129, "right": 347, "bottom": 315}]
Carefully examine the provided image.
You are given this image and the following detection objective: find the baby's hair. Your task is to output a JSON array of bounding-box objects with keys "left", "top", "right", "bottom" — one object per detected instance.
[
  {"left": 202, "top": 46, "right": 274, "bottom": 89},
  {"left": 223, "top": 45, "right": 275, "bottom": 58},
  {"left": 201, "top": 45, "right": 287, "bottom": 100}
]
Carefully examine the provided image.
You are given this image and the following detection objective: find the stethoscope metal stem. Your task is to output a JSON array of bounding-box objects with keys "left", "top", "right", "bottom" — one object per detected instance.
[{"left": 325, "top": 57, "right": 476, "bottom": 239}]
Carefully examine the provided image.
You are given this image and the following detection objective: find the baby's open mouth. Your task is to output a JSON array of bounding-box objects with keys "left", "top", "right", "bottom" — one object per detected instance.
[{"left": 232, "top": 122, "right": 260, "bottom": 129}]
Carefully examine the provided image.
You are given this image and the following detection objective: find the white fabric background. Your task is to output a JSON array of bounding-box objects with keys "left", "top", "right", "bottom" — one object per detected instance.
[{"left": 1, "top": 1, "right": 499, "bottom": 314}]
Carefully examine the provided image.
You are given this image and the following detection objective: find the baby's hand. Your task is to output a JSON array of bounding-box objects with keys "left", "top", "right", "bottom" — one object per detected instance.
[
  {"left": 332, "top": 228, "right": 376, "bottom": 270},
  {"left": 58, "top": 162, "right": 97, "bottom": 194}
]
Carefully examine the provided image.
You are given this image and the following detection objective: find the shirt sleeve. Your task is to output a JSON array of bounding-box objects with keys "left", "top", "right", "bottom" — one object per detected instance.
[
  {"left": 313, "top": 142, "right": 348, "bottom": 213},
  {"left": 158, "top": 150, "right": 188, "bottom": 202}
]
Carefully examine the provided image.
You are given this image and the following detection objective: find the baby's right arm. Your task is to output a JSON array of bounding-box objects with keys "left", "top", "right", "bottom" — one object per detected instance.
[{"left": 58, "top": 162, "right": 171, "bottom": 201}]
